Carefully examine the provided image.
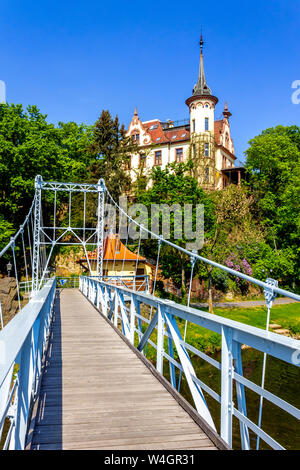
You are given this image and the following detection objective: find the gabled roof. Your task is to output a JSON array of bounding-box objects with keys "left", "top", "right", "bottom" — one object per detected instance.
[{"left": 80, "top": 233, "right": 146, "bottom": 262}]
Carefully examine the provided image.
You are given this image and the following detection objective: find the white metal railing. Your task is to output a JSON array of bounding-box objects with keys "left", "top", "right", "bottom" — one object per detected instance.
[
  {"left": 94, "top": 275, "right": 149, "bottom": 292},
  {"left": 0, "top": 278, "right": 56, "bottom": 450},
  {"left": 56, "top": 275, "right": 149, "bottom": 291},
  {"left": 80, "top": 275, "right": 300, "bottom": 451}
]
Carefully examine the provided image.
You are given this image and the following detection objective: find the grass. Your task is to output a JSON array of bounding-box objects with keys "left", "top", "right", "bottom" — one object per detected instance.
[
  {"left": 180, "top": 302, "right": 300, "bottom": 355},
  {"left": 137, "top": 302, "right": 300, "bottom": 362},
  {"left": 213, "top": 302, "right": 300, "bottom": 334}
]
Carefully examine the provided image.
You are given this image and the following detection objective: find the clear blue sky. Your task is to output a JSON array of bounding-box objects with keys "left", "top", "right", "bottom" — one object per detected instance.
[{"left": 1, "top": 0, "right": 299, "bottom": 162}]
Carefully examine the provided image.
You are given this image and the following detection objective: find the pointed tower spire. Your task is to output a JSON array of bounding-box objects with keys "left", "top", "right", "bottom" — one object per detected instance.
[{"left": 193, "top": 33, "right": 212, "bottom": 96}]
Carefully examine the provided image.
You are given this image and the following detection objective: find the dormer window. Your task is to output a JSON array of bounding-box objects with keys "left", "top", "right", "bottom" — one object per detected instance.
[{"left": 156, "top": 137, "right": 161, "bottom": 142}]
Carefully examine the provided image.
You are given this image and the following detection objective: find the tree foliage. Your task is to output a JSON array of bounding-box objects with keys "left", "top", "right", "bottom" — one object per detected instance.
[
  {"left": 0, "top": 103, "right": 92, "bottom": 232},
  {"left": 245, "top": 125, "right": 300, "bottom": 288},
  {"left": 245, "top": 125, "right": 300, "bottom": 250},
  {"left": 137, "top": 161, "right": 214, "bottom": 293},
  {"left": 86, "top": 110, "right": 137, "bottom": 200}
]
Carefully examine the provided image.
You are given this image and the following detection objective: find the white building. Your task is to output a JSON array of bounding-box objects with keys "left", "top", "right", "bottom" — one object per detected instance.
[{"left": 126, "top": 37, "right": 243, "bottom": 190}]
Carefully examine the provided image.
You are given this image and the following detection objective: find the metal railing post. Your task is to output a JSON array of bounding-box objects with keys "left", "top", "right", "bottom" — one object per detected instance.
[
  {"left": 221, "top": 326, "right": 234, "bottom": 447},
  {"left": 129, "top": 294, "right": 137, "bottom": 345},
  {"left": 10, "top": 330, "right": 35, "bottom": 449},
  {"left": 156, "top": 305, "right": 165, "bottom": 374},
  {"left": 114, "top": 290, "right": 119, "bottom": 328},
  {"left": 233, "top": 340, "right": 250, "bottom": 450}
]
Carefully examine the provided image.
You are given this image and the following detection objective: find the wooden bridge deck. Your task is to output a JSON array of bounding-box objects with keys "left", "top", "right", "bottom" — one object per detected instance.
[{"left": 29, "top": 289, "right": 219, "bottom": 450}]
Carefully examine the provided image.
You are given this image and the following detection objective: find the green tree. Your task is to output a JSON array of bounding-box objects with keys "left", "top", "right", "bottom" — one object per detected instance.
[
  {"left": 245, "top": 125, "right": 300, "bottom": 290},
  {"left": 245, "top": 125, "right": 300, "bottom": 251},
  {"left": 137, "top": 161, "right": 215, "bottom": 297},
  {"left": 87, "top": 110, "right": 137, "bottom": 200},
  {"left": 199, "top": 184, "right": 263, "bottom": 311},
  {"left": 0, "top": 103, "right": 92, "bottom": 236}
]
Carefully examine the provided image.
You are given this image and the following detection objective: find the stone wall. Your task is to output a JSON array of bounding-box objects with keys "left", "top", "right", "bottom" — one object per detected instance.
[
  {"left": 55, "top": 248, "right": 84, "bottom": 277},
  {"left": 0, "top": 278, "right": 19, "bottom": 326}
]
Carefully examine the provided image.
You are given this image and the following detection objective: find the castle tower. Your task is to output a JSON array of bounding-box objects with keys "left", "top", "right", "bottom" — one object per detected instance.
[{"left": 185, "top": 35, "right": 218, "bottom": 189}]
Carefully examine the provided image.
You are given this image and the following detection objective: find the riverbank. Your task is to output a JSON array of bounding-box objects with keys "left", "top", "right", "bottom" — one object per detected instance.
[{"left": 192, "top": 297, "right": 298, "bottom": 309}]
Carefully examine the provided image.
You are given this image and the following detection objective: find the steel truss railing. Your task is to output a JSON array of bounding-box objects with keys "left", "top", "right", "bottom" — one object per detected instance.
[
  {"left": 95, "top": 274, "right": 149, "bottom": 292},
  {"left": 0, "top": 278, "right": 56, "bottom": 450},
  {"left": 80, "top": 275, "right": 300, "bottom": 451},
  {"left": 55, "top": 275, "right": 149, "bottom": 291}
]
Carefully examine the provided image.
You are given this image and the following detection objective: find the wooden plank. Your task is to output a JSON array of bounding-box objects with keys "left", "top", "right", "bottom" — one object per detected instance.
[
  {"left": 31, "top": 289, "right": 218, "bottom": 450},
  {"left": 32, "top": 425, "right": 206, "bottom": 445},
  {"left": 32, "top": 440, "right": 216, "bottom": 451}
]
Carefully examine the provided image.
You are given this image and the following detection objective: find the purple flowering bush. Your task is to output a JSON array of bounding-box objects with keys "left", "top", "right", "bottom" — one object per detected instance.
[{"left": 225, "top": 254, "right": 252, "bottom": 294}]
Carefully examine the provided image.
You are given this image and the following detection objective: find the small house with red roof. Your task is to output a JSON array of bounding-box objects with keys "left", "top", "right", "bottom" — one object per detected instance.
[{"left": 78, "top": 233, "right": 154, "bottom": 280}]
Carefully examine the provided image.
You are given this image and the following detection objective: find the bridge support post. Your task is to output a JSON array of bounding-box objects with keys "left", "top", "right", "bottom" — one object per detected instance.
[
  {"left": 31, "top": 175, "right": 42, "bottom": 294},
  {"left": 96, "top": 179, "right": 105, "bottom": 279},
  {"left": 221, "top": 325, "right": 233, "bottom": 447}
]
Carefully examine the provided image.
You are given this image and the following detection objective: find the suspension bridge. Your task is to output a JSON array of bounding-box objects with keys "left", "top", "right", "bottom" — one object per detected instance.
[{"left": 0, "top": 176, "right": 299, "bottom": 450}]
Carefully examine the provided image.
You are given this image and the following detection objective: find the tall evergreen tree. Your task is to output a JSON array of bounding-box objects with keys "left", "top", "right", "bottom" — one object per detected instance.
[{"left": 87, "top": 110, "right": 137, "bottom": 200}]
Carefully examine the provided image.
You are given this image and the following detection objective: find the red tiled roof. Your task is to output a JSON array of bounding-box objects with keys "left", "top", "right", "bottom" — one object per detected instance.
[
  {"left": 80, "top": 233, "right": 146, "bottom": 262},
  {"left": 164, "top": 128, "right": 190, "bottom": 143},
  {"left": 214, "top": 120, "right": 224, "bottom": 145},
  {"left": 141, "top": 121, "right": 190, "bottom": 145},
  {"left": 143, "top": 121, "right": 168, "bottom": 144}
]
